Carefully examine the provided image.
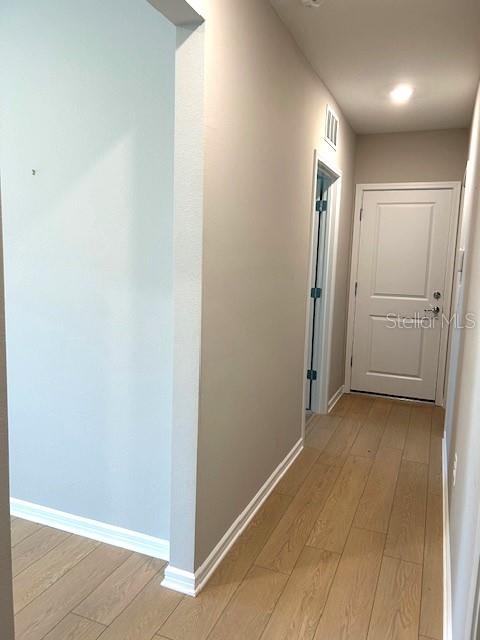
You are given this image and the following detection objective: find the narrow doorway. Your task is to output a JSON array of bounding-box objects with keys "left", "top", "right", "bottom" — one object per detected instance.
[
  {"left": 306, "top": 170, "right": 330, "bottom": 413},
  {"left": 305, "top": 157, "right": 340, "bottom": 419}
]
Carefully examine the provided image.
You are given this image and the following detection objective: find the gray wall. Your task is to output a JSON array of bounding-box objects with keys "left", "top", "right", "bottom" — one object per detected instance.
[
  {"left": 0, "top": 197, "right": 14, "bottom": 639},
  {"left": 448, "top": 84, "right": 480, "bottom": 640},
  {"left": 355, "top": 129, "right": 469, "bottom": 184},
  {"left": 194, "top": 0, "right": 356, "bottom": 567},
  {"left": 0, "top": 0, "right": 175, "bottom": 539}
]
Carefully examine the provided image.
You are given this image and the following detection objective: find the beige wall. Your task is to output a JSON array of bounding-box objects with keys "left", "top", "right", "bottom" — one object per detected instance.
[
  {"left": 194, "top": 0, "right": 356, "bottom": 565},
  {"left": 355, "top": 129, "right": 469, "bottom": 184},
  {"left": 447, "top": 85, "right": 480, "bottom": 640},
  {"left": 0, "top": 199, "right": 14, "bottom": 639}
]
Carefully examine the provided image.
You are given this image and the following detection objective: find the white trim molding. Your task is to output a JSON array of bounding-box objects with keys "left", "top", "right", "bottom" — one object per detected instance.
[
  {"left": 328, "top": 385, "right": 345, "bottom": 413},
  {"left": 301, "top": 150, "right": 343, "bottom": 441},
  {"left": 345, "top": 181, "right": 461, "bottom": 406},
  {"left": 10, "top": 498, "right": 169, "bottom": 561},
  {"left": 443, "top": 438, "right": 453, "bottom": 640},
  {"left": 161, "top": 566, "right": 196, "bottom": 597},
  {"left": 163, "top": 438, "right": 303, "bottom": 596}
]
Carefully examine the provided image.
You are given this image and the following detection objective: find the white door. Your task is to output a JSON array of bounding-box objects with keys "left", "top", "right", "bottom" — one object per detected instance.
[{"left": 351, "top": 187, "right": 455, "bottom": 401}]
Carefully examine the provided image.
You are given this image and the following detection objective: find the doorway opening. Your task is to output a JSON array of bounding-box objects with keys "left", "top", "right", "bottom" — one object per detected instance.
[{"left": 304, "top": 153, "right": 341, "bottom": 422}]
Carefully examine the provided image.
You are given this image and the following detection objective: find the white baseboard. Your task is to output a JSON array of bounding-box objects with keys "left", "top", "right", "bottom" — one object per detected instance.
[
  {"left": 10, "top": 498, "right": 169, "bottom": 561},
  {"left": 161, "top": 566, "right": 196, "bottom": 597},
  {"left": 162, "top": 438, "right": 303, "bottom": 597},
  {"left": 442, "top": 438, "right": 452, "bottom": 640},
  {"left": 328, "top": 385, "right": 345, "bottom": 413}
]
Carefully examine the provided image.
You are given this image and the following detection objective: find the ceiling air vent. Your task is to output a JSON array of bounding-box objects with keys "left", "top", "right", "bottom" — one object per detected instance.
[{"left": 325, "top": 105, "right": 339, "bottom": 150}]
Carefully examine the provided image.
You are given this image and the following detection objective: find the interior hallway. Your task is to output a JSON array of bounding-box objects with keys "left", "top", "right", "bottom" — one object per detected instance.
[{"left": 11, "top": 393, "right": 443, "bottom": 640}]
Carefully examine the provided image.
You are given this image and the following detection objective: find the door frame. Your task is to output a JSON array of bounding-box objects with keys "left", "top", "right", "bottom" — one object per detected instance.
[
  {"left": 344, "top": 181, "right": 462, "bottom": 406},
  {"left": 302, "top": 150, "right": 342, "bottom": 435},
  {"left": 445, "top": 165, "right": 468, "bottom": 450}
]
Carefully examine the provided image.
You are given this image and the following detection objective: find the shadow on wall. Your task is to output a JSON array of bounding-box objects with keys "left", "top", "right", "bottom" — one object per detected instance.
[{"left": 0, "top": 0, "right": 176, "bottom": 539}]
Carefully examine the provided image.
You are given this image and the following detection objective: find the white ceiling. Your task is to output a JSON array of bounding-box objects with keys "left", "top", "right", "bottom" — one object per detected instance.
[{"left": 271, "top": 0, "right": 480, "bottom": 134}]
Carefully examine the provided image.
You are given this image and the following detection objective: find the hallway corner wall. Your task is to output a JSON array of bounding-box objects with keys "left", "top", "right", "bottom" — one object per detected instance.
[{"left": 194, "top": 0, "right": 357, "bottom": 568}]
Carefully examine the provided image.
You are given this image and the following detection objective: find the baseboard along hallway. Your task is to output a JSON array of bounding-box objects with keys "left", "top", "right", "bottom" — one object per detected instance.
[{"left": 10, "top": 393, "right": 443, "bottom": 640}]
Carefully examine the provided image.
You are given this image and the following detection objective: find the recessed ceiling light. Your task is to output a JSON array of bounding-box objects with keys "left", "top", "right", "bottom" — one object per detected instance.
[{"left": 390, "top": 84, "right": 414, "bottom": 105}]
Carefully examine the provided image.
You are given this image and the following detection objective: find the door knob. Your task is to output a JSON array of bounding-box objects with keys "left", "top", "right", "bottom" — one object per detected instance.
[{"left": 424, "top": 306, "right": 440, "bottom": 315}]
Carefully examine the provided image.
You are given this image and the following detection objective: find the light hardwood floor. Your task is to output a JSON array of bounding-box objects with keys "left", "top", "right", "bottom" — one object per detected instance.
[{"left": 10, "top": 394, "right": 444, "bottom": 640}]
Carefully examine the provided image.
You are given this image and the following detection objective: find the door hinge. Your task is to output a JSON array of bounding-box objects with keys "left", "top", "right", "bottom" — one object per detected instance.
[
  {"left": 307, "top": 369, "right": 317, "bottom": 381},
  {"left": 354, "top": 282, "right": 358, "bottom": 296},
  {"left": 350, "top": 356, "right": 353, "bottom": 367},
  {"left": 360, "top": 208, "right": 363, "bottom": 221},
  {"left": 458, "top": 248, "right": 465, "bottom": 284},
  {"left": 311, "top": 287, "right": 323, "bottom": 299},
  {"left": 316, "top": 200, "right": 328, "bottom": 213}
]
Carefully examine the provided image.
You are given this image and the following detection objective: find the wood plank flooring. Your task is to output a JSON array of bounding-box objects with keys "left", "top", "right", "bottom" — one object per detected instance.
[{"left": 11, "top": 394, "right": 443, "bottom": 640}]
